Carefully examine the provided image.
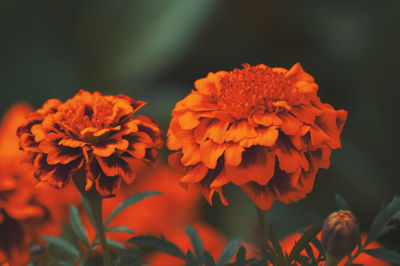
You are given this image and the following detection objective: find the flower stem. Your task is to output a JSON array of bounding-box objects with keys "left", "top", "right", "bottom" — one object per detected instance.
[
  {"left": 72, "top": 171, "right": 111, "bottom": 266},
  {"left": 325, "top": 253, "right": 340, "bottom": 266},
  {"left": 256, "top": 207, "right": 268, "bottom": 249}
]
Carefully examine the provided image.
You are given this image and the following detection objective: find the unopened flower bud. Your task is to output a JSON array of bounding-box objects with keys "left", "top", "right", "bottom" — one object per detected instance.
[{"left": 321, "top": 210, "right": 360, "bottom": 261}]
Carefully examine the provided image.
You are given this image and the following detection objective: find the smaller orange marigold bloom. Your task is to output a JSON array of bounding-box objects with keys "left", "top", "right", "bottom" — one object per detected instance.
[
  {"left": 280, "top": 232, "right": 389, "bottom": 266},
  {"left": 0, "top": 103, "right": 79, "bottom": 266},
  {"left": 17, "top": 90, "right": 164, "bottom": 197},
  {"left": 167, "top": 63, "right": 347, "bottom": 210}
]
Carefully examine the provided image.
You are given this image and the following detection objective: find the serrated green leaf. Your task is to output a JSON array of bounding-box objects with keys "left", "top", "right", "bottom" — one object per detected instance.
[
  {"left": 81, "top": 195, "right": 95, "bottom": 227},
  {"left": 106, "top": 226, "right": 134, "bottom": 234},
  {"left": 366, "top": 195, "right": 400, "bottom": 245},
  {"left": 69, "top": 205, "right": 89, "bottom": 247},
  {"left": 203, "top": 251, "right": 216, "bottom": 266},
  {"left": 42, "top": 236, "right": 79, "bottom": 261},
  {"left": 335, "top": 194, "right": 350, "bottom": 210},
  {"left": 234, "top": 246, "right": 246, "bottom": 266},
  {"left": 268, "top": 229, "right": 285, "bottom": 264},
  {"left": 364, "top": 248, "right": 400, "bottom": 264},
  {"left": 185, "top": 225, "right": 204, "bottom": 263},
  {"left": 92, "top": 238, "right": 126, "bottom": 250},
  {"left": 216, "top": 238, "right": 242, "bottom": 266},
  {"left": 186, "top": 250, "right": 199, "bottom": 266},
  {"left": 288, "top": 223, "right": 322, "bottom": 263},
  {"left": 105, "top": 191, "right": 161, "bottom": 226},
  {"left": 106, "top": 239, "right": 126, "bottom": 250},
  {"left": 127, "top": 235, "right": 185, "bottom": 259}
]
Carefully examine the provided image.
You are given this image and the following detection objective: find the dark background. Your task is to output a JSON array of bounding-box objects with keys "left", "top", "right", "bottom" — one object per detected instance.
[{"left": 1, "top": 0, "right": 399, "bottom": 249}]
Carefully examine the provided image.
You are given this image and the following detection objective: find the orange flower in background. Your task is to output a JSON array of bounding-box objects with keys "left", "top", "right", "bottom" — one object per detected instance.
[
  {"left": 280, "top": 232, "right": 389, "bottom": 266},
  {"left": 17, "top": 90, "right": 164, "bottom": 197},
  {"left": 167, "top": 63, "right": 347, "bottom": 210},
  {"left": 82, "top": 162, "right": 202, "bottom": 244},
  {"left": 0, "top": 103, "right": 79, "bottom": 265}
]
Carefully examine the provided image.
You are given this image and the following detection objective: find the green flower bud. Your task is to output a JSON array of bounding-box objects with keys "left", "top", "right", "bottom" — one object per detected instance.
[{"left": 321, "top": 210, "right": 360, "bottom": 261}]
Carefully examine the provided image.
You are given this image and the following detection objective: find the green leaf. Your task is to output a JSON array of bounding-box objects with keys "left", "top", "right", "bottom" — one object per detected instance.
[
  {"left": 366, "top": 195, "right": 400, "bottom": 245},
  {"left": 105, "top": 191, "right": 161, "bottom": 226},
  {"left": 42, "top": 236, "right": 79, "bottom": 261},
  {"left": 81, "top": 195, "right": 95, "bottom": 227},
  {"left": 288, "top": 223, "right": 322, "bottom": 263},
  {"left": 69, "top": 205, "right": 89, "bottom": 247},
  {"left": 106, "top": 226, "right": 134, "bottom": 234},
  {"left": 185, "top": 225, "right": 204, "bottom": 263},
  {"left": 93, "top": 238, "right": 126, "bottom": 250},
  {"left": 186, "top": 250, "right": 199, "bottom": 266},
  {"left": 203, "top": 251, "right": 216, "bottom": 266},
  {"left": 364, "top": 248, "right": 400, "bottom": 264},
  {"left": 234, "top": 246, "right": 246, "bottom": 266},
  {"left": 127, "top": 235, "right": 185, "bottom": 259},
  {"left": 216, "top": 238, "right": 242, "bottom": 266},
  {"left": 106, "top": 239, "right": 126, "bottom": 250},
  {"left": 335, "top": 194, "right": 350, "bottom": 210},
  {"left": 268, "top": 229, "right": 285, "bottom": 264}
]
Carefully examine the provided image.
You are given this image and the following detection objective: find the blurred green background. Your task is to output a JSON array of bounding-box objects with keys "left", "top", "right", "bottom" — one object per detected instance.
[{"left": 1, "top": 0, "right": 399, "bottom": 250}]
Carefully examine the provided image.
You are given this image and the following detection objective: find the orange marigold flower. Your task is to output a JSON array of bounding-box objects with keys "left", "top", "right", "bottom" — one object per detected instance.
[
  {"left": 0, "top": 103, "right": 79, "bottom": 265},
  {"left": 167, "top": 63, "right": 347, "bottom": 210},
  {"left": 280, "top": 232, "right": 389, "bottom": 266},
  {"left": 17, "top": 90, "right": 164, "bottom": 197}
]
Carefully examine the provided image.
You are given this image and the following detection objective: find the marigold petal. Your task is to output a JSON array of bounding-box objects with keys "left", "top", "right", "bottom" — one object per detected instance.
[
  {"left": 275, "top": 137, "right": 302, "bottom": 173},
  {"left": 284, "top": 63, "right": 315, "bottom": 84},
  {"left": 180, "top": 163, "right": 208, "bottom": 183},
  {"left": 95, "top": 173, "right": 121, "bottom": 198},
  {"left": 39, "top": 134, "right": 82, "bottom": 165},
  {"left": 279, "top": 113, "right": 302, "bottom": 136},
  {"left": 224, "top": 144, "right": 245, "bottom": 166},
  {"left": 252, "top": 113, "right": 282, "bottom": 127},
  {"left": 194, "top": 72, "right": 221, "bottom": 95},
  {"left": 58, "top": 138, "right": 87, "bottom": 148},
  {"left": 240, "top": 182, "right": 276, "bottom": 210},
  {"left": 178, "top": 111, "right": 200, "bottom": 130},
  {"left": 96, "top": 155, "right": 134, "bottom": 183},
  {"left": 194, "top": 119, "right": 230, "bottom": 144},
  {"left": 92, "top": 138, "right": 129, "bottom": 157},
  {"left": 183, "top": 92, "right": 218, "bottom": 111},
  {"left": 225, "top": 120, "right": 257, "bottom": 142},
  {"left": 226, "top": 147, "right": 275, "bottom": 186},
  {"left": 200, "top": 140, "right": 225, "bottom": 169},
  {"left": 45, "top": 158, "right": 83, "bottom": 188},
  {"left": 6, "top": 205, "right": 44, "bottom": 220}
]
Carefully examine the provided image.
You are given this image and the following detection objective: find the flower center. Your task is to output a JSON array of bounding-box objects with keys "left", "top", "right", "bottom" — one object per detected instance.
[{"left": 213, "top": 64, "right": 298, "bottom": 118}]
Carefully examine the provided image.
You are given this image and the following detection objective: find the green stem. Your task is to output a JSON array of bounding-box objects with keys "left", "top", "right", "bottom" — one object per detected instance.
[
  {"left": 73, "top": 171, "right": 111, "bottom": 266},
  {"left": 325, "top": 253, "right": 340, "bottom": 266},
  {"left": 256, "top": 207, "right": 269, "bottom": 250}
]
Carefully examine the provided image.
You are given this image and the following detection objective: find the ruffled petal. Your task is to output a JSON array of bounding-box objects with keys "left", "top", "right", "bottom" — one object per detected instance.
[{"left": 95, "top": 173, "right": 121, "bottom": 198}]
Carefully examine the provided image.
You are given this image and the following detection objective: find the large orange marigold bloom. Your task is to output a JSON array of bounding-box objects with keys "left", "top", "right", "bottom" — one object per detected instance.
[
  {"left": 17, "top": 90, "right": 164, "bottom": 197},
  {"left": 167, "top": 63, "right": 347, "bottom": 210},
  {"left": 0, "top": 103, "right": 79, "bottom": 265}
]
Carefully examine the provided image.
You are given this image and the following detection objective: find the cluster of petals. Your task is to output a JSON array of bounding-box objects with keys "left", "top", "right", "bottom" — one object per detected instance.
[
  {"left": 167, "top": 63, "right": 347, "bottom": 210},
  {"left": 0, "top": 104, "right": 79, "bottom": 265},
  {"left": 17, "top": 90, "right": 164, "bottom": 197}
]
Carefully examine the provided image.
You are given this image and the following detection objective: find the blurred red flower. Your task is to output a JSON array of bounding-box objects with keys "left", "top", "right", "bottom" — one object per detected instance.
[
  {"left": 0, "top": 103, "right": 79, "bottom": 265},
  {"left": 280, "top": 232, "right": 390, "bottom": 265},
  {"left": 17, "top": 90, "right": 163, "bottom": 197},
  {"left": 167, "top": 63, "right": 347, "bottom": 210}
]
